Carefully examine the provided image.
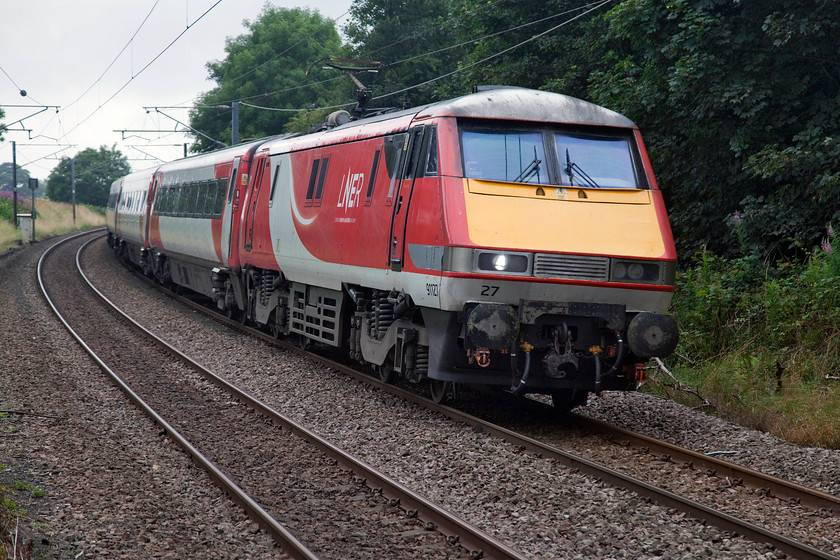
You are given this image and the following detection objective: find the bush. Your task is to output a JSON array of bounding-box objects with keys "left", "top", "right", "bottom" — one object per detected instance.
[{"left": 662, "top": 226, "right": 840, "bottom": 447}]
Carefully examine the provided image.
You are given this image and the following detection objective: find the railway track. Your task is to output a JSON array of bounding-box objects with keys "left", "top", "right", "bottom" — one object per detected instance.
[
  {"left": 40, "top": 231, "right": 528, "bottom": 560},
  {"left": 91, "top": 235, "right": 840, "bottom": 560}
]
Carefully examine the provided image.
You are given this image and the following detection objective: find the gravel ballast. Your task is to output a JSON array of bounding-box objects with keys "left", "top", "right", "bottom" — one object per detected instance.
[{"left": 3, "top": 232, "right": 839, "bottom": 558}]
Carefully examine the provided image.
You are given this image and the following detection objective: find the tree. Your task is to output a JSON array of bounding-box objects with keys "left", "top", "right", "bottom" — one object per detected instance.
[
  {"left": 0, "top": 162, "right": 30, "bottom": 192},
  {"left": 452, "top": 0, "right": 606, "bottom": 96},
  {"left": 46, "top": 146, "right": 130, "bottom": 207},
  {"left": 586, "top": 0, "right": 840, "bottom": 260},
  {"left": 188, "top": 7, "right": 344, "bottom": 152}
]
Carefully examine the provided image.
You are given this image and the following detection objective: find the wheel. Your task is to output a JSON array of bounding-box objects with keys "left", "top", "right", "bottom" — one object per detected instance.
[
  {"left": 269, "top": 311, "right": 283, "bottom": 339},
  {"left": 429, "top": 379, "right": 452, "bottom": 404},
  {"left": 293, "top": 333, "right": 311, "bottom": 351},
  {"left": 550, "top": 389, "right": 588, "bottom": 412},
  {"left": 378, "top": 363, "right": 396, "bottom": 384}
]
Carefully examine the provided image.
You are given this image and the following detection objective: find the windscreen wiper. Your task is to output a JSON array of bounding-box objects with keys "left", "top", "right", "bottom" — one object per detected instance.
[
  {"left": 514, "top": 146, "right": 542, "bottom": 183},
  {"left": 565, "top": 148, "right": 600, "bottom": 188}
]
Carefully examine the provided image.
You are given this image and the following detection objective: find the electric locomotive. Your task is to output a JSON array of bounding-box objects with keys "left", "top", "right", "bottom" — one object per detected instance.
[{"left": 107, "top": 86, "right": 678, "bottom": 409}]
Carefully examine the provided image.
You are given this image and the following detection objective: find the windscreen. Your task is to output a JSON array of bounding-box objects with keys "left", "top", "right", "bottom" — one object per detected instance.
[{"left": 460, "top": 124, "right": 644, "bottom": 189}]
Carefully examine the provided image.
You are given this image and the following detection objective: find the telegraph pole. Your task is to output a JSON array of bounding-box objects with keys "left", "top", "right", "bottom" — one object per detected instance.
[
  {"left": 11, "top": 141, "right": 18, "bottom": 228},
  {"left": 71, "top": 157, "right": 76, "bottom": 223}
]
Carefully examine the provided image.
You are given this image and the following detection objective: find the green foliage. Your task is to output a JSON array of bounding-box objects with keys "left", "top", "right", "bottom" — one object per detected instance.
[
  {"left": 675, "top": 225, "right": 840, "bottom": 363},
  {"left": 188, "top": 7, "right": 344, "bottom": 152},
  {"left": 0, "top": 163, "right": 30, "bottom": 192},
  {"left": 45, "top": 146, "right": 130, "bottom": 207},
  {"left": 0, "top": 192, "right": 31, "bottom": 223},
  {"left": 588, "top": 0, "right": 840, "bottom": 261}
]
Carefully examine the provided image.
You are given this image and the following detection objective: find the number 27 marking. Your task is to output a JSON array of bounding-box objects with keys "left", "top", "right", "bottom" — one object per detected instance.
[{"left": 481, "top": 285, "right": 499, "bottom": 296}]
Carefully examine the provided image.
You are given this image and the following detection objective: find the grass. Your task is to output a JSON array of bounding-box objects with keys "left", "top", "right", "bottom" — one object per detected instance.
[{"left": 0, "top": 198, "right": 104, "bottom": 251}]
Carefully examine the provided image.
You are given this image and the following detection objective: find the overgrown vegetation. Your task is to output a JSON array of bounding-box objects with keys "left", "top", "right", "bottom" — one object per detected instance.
[
  {"left": 0, "top": 197, "right": 104, "bottom": 251},
  {"left": 656, "top": 223, "right": 840, "bottom": 448}
]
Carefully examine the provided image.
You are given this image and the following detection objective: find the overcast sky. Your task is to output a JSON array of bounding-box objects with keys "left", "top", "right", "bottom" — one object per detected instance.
[{"left": 1, "top": 0, "right": 353, "bottom": 179}]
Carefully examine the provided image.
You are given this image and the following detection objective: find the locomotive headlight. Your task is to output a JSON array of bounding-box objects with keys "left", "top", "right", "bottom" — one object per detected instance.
[
  {"left": 610, "top": 259, "right": 664, "bottom": 284},
  {"left": 493, "top": 254, "right": 508, "bottom": 271},
  {"left": 628, "top": 263, "right": 645, "bottom": 280},
  {"left": 474, "top": 250, "right": 531, "bottom": 275}
]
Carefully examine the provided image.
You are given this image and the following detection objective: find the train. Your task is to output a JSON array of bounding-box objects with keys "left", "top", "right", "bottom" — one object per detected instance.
[{"left": 106, "top": 86, "right": 678, "bottom": 410}]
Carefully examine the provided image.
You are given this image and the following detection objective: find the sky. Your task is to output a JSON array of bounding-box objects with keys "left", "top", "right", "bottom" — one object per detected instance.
[{"left": 0, "top": 0, "right": 354, "bottom": 181}]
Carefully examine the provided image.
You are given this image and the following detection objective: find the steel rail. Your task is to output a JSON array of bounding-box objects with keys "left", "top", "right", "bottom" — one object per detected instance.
[
  {"left": 78, "top": 235, "right": 529, "bottom": 560},
  {"left": 571, "top": 412, "right": 840, "bottom": 514},
  {"left": 112, "top": 236, "right": 840, "bottom": 560},
  {"left": 38, "top": 233, "right": 320, "bottom": 560}
]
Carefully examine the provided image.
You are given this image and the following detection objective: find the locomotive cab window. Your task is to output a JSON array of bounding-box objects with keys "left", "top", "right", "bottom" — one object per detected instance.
[
  {"left": 555, "top": 133, "right": 640, "bottom": 189},
  {"left": 461, "top": 128, "right": 550, "bottom": 185},
  {"left": 459, "top": 121, "right": 646, "bottom": 190}
]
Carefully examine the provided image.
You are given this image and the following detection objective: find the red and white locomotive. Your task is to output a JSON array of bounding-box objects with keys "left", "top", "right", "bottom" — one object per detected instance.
[{"left": 107, "top": 86, "right": 678, "bottom": 409}]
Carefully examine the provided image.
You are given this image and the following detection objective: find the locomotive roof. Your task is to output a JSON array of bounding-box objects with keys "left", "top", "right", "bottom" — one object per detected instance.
[
  {"left": 260, "top": 87, "right": 637, "bottom": 154},
  {"left": 416, "top": 86, "right": 636, "bottom": 128}
]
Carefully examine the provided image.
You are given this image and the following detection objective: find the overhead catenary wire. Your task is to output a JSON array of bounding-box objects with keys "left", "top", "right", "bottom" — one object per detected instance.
[
  {"left": 58, "top": 0, "right": 224, "bottom": 143},
  {"left": 198, "top": 0, "right": 613, "bottom": 115},
  {"left": 62, "top": 0, "right": 161, "bottom": 114},
  {"left": 379, "top": 0, "right": 612, "bottom": 71}
]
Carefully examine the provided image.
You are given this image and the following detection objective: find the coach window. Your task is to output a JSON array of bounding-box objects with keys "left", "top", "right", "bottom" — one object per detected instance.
[
  {"left": 178, "top": 184, "right": 189, "bottom": 216},
  {"left": 213, "top": 179, "right": 226, "bottom": 217},
  {"left": 205, "top": 180, "right": 217, "bottom": 217},
  {"left": 158, "top": 187, "right": 169, "bottom": 215},
  {"left": 192, "top": 181, "right": 204, "bottom": 217}
]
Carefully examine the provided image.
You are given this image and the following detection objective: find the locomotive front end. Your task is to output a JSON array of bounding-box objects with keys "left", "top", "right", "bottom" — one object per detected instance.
[{"left": 424, "top": 88, "right": 679, "bottom": 406}]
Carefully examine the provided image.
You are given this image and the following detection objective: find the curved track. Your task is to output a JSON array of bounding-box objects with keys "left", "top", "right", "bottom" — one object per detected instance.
[{"left": 41, "top": 232, "right": 528, "bottom": 560}]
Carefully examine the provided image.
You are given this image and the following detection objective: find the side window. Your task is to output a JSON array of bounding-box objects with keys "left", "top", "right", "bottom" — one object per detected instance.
[
  {"left": 422, "top": 126, "right": 438, "bottom": 176},
  {"left": 305, "top": 157, "right": 329, "bottom": 207},
  {"left": 268, "top": 162, "right": 282, "bottom": 207},
  {"left": 383, "top": 133, "right": 408, "bottom": 179},
  {"left": 364, "top": 149, "right": 381, "bottom": 206},
  {"left": 404, "top": 127, "right": 425, "bottom": 179},
  {"left": 178, "top": 184, "right": 190, "bottom": 216},
  {"left": 213, "top": 179, "right": 226, "bottom": 217},
  {"left": 226, "top": 164, "right": 239, "bottom": 204},
  {"left": 193, "top": 181, "right": 206, "bottom": 217},
  {"left": 305, "top": 160, "right": 319, "bottom": 206}
]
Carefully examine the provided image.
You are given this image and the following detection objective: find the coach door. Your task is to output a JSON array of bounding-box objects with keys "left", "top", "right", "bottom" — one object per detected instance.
[
  {"left": 221, "top": 156, "right": 241, "bottom": 265},
  {"left": 387, "top": 125, "right": 432, "bottom": 271},
  {"left": 244, "top": 156, "right": 270, "bottom": 252},
  {"left": 144, "top": 173, "right": 160, "bottom": 245}
]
